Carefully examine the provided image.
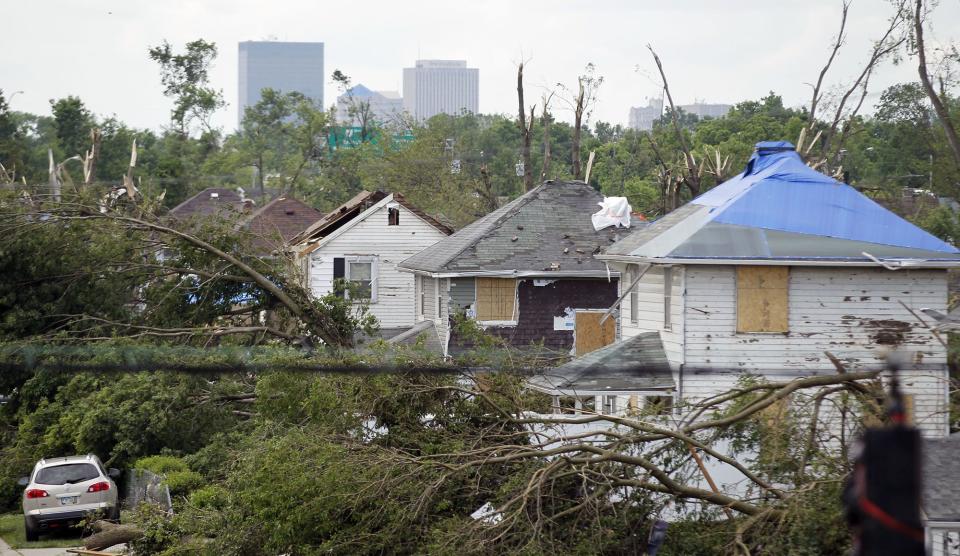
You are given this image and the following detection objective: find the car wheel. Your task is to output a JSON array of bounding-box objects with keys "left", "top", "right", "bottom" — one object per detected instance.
[{"left": 24, "top": 516, "right": 39, "bottom": 542}]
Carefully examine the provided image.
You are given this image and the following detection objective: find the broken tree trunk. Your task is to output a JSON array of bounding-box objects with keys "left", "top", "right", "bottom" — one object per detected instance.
[
  {"left": 84, "top": 520, "right": 144, "bottom": 551},
  {"left": 517, "top": 62, "right": 535, "bottom": 191}
]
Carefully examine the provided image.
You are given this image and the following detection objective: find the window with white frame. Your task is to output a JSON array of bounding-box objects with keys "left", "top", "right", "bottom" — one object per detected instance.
[
  {"left": 602, "top": 395, "right": 618, "bottom": 415},
  {"left": 345, "top": 256, "right": 377, "bottom": 302}
]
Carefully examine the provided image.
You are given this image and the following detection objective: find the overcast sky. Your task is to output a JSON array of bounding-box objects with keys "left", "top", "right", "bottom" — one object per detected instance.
[{"left": 4, "top": 0, "right": 958, "bottom": 133}]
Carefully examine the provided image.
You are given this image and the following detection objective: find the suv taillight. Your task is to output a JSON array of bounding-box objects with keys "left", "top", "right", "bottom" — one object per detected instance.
[
  {"left": 87, "top": 481, "right": 110, "bottom": 493},
  {"left": 25, "top": 489, "right": 48, "bottom": 498}
]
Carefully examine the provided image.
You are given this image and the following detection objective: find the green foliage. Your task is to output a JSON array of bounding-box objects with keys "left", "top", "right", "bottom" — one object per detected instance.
[
  {"left": 49, "top": 96, "right": 93, "bottom": 158},
  {"left": 148, "top": 39, "right": 225, "bottom": 135},
  {"left": 188, "top": 485, "right": 228, "bottom": 510},
  {"left": 164, "top": 470, "right": 205, "bottom": 496},
  {"left": 136, "top": 455, "right": 190, "bottom": 475}
]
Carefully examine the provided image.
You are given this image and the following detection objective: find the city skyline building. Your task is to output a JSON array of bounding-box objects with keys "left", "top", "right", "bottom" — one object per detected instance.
[
  {"left": 402, "top": 59, "right": 479, "bottom": 121},
  {"left": 335, "top": 84, "right": 404, "bottom": 126},
  {"left": 238, "top": 41, "right": 325, "bottom": 126},
  {"left": 627, "top": 98, "right": 732, "bottom": 131}
]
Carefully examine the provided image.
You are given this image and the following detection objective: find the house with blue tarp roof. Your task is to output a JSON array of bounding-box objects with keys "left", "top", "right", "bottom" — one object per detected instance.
[{"left": 586, "top": 141, "right": 959, "bottom": 436}]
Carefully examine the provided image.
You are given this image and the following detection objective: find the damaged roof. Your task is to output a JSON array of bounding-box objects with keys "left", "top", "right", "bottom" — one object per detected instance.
[
  {"left": 923, "top": 433, "right": 960, "bottom": 522},
  {"left": 601, "top": 142, "right": 960, "bottom": 267},
  {"left": 292, "top": 191, "right": 452, "bottom": 246},
  {"left": 399, "top": 180, "right": 642, "bottom": 275},
  {"left": 292, "top": 190, "right": 388, "bottom": 244},
  {"left": 526, "top": 332, "right": 675, "bottom": 395}
]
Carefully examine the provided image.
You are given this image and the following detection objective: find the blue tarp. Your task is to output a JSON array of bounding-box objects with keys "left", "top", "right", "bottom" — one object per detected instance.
[{"left": 690, "top": 142, "right": 959, "bottom": 254}]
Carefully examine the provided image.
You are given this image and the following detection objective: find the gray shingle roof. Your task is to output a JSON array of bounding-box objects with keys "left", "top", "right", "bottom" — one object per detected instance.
[
  {"left": 923, "top": 433, "right": 960, "bottom": 522},
  {"left": 399, "top": 180, "right": 643, "bottom": 274},
  {"left": 527, "top": 332, "right": 675, "bottom": 395}
]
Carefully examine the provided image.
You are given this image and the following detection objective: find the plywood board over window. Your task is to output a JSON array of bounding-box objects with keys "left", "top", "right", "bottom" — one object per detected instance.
[
  {"left": 737, "top": 266, "right": 789, "bottom": 333},
  {"left": 476, "top": 278, "right": 517, "bottom": 321},
  {"left": 575, "top": 311, "right": 616, "bottom": 355}
]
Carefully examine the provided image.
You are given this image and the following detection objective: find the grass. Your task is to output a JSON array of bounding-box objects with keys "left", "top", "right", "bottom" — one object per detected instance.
[{"left": 0, "top": 512, "right": 84, "bottom": 549}]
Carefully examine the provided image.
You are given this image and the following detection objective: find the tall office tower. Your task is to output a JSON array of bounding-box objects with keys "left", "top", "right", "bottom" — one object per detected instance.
[
  {"left": 627, "top": 98, "right": 664, "bottom": 131},
  {"left": 238, "top": 41, "right": 325, "bottom": 126},
  {"left": 402, "top": 60, "right": 479, "bottom": 121}
]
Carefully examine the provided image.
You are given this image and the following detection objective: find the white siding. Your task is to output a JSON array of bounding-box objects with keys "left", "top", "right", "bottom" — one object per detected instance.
[
  {"left": 620, "top": 265, "right": 685, "bottom": 368},
  {"left": 306, "top": 202, "right": 448, "bottom": 329},
  {"left": 682, "top": 266, "right": 949, "bottom": 437}
]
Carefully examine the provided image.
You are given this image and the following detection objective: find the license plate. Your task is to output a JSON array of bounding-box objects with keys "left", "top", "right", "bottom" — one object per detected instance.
[{"left": 58, "top": 496, "right": 78, "bottom": 505}]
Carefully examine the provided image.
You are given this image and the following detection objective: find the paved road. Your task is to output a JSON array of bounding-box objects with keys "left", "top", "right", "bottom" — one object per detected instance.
[{"left": 0, "top": 536, "right": 77, "bottom": 556}]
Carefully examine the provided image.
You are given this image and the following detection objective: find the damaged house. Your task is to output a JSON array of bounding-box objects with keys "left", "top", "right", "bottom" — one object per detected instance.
[
  {"left": 294, "top": 191, "right": 453, "bottom": 332},
  {"left": 588, "top": 141, "right": 960, "bottom": 436},
  {"left": 397, "top": 180, "right": 641, "bottom": 356}
]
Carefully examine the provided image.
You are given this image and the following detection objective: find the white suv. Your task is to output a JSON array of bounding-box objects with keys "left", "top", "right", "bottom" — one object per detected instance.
[{"left": 18, "top": 455, "right": 121, "bottom": 541}]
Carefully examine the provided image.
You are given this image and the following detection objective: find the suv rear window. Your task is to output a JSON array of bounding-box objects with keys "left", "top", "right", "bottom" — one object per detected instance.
[{"left": 35, "top": 463, "right": 100, "bottom": 485}]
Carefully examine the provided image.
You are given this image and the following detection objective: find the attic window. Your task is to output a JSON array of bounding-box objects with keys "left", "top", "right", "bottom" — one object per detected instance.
[
  {"left": 388, "top": 207, "right": 400, "bottom": 226},
  {"left": 736, "top": 266, "right": 789, "bottom": 333}
]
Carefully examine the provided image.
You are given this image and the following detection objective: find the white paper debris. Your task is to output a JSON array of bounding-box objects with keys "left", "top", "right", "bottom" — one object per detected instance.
[
  {"left": 591, "top": 196, "right": 632, "bottom": 231},
  {"left": 471, "top": 502, "right": 503, "bottom": 524},
  {"left": 553, "top": 307, "right": 576, "bottom": 330}
]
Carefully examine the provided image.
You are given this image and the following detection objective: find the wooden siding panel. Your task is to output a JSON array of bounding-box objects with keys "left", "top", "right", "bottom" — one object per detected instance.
[
  {"left": 575, "top": 311, "right": 616, "bottom": 355},
  {"left": 683, "top": 265, "right": 949, "bottom": 436},
  {"left": 306, "top": 204, "right": 447, "bottom": 328},
  {"left": 620, "top": 266, "right": 685, "bottom": 368}
]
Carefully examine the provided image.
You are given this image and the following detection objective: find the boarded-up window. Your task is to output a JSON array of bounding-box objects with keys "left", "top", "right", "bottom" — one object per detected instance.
[
  {"left": 574, "top": 311, "right": 616, "bottom": 355},
  {"left": 736, "top": 266, "right": 789, "bottom": 333},
  {"left": 475, "top": 278, "right": 516, "bottom": 321}
]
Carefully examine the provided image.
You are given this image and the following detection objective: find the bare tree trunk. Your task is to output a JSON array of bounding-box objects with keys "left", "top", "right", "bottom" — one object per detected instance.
[
  {"left": 256, "top": 154, "right": 265, "bottom": 201},
  {"left": 572, "top": 80, "right": 585, "bottom": 180},
  {"left": 476, "top": 163, "right": 498, "bottom": 214},
  {"left": 805, "top": 1, "right": 849, "bottom": 141},
  {"left": 517, "top": 63, "right": 535, "bottom": 191},
  {"left": 647, "top": 45, "right": 700, "bottom": 197},
  {"left": 541, "top": 93, "right": 554, "bottom": 180},
  {"left": 83, "top": 128, "right": 102, "bottom": 185},
  {"left": 915, "top": 0, "right": 960, "bottom": 169},
  {"left": 819, "top": 2, "right": 907, "bottom": 164}
]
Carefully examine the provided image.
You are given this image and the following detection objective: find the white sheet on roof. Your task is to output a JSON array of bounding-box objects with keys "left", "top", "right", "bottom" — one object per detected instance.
[{"left": 592, "top": 197, "right": 632, "bottom": 231}]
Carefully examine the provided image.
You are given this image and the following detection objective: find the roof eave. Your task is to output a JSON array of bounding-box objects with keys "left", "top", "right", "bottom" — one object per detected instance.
[
  {"left": 395, "top": 267, "right": 620, "bottom": 278},
  {"left": 596, "top": 253, "right": 960, "bottom": 268}
]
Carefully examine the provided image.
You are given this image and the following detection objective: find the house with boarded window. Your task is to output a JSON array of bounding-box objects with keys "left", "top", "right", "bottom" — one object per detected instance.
[
  {"left": 294, "top": 191, "right": 452, "bottom": 332},
  {"left": 397, "top": 180, "right": 641, "bottom": 356},
  {"left": 591, "top": 141, "right": 960, "bottom": 436}
]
